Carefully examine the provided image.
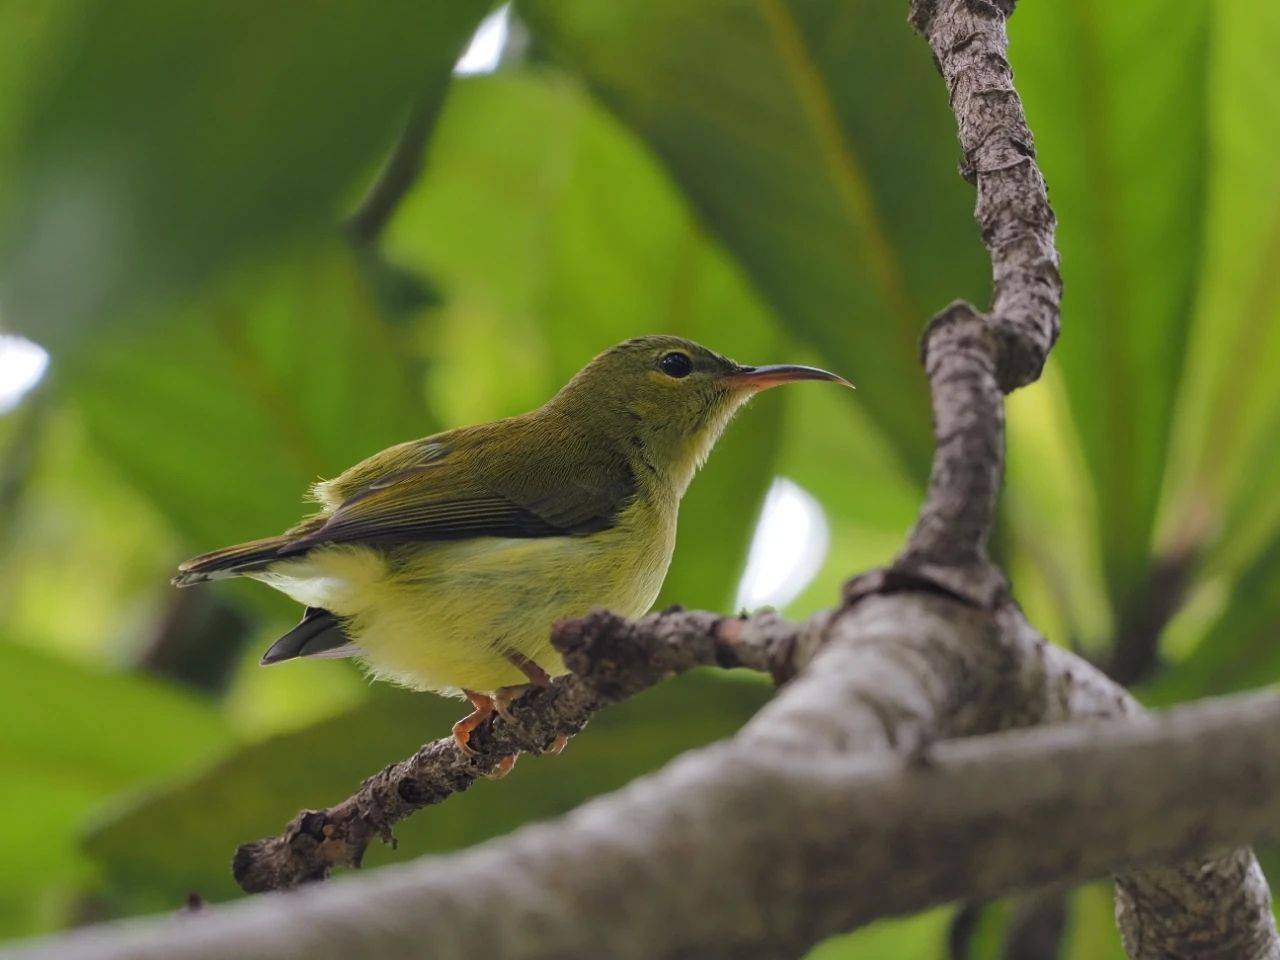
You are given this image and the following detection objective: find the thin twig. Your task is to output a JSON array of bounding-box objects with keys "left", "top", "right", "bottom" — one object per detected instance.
[
  {"left": 231, "top": 608, "right": 803, "bottom": 892},
  {"left": 1106, "top": 545, "right": 1199, "bottom": 686},
  {"left": 343, "top": 95, "right": 439, "bottom": 247}
]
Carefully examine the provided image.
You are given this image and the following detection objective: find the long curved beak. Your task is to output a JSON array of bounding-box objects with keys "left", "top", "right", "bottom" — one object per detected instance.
[{"left": 728, "top": 363, "right": 854, "bottom": 392}]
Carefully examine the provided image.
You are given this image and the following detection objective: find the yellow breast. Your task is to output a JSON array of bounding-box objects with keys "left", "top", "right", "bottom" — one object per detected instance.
[{"left": 257, "top": 495, "right": 678, "bottom": 696}]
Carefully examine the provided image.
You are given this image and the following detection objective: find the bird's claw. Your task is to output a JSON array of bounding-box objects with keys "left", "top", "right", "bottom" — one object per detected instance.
[
  {"left": 452, "top": 725, "right": 477, "bottom": 756},
  {"left": 483, "top": 755, "right": 519, "bottom": 780},
  {"left": 493, "top": 685, "right": 526, "bottom": 724},
  {"left": 452, "top": 690, "right": 495, "bottom": 756}
]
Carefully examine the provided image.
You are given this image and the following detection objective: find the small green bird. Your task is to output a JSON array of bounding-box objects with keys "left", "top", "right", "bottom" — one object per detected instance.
[{"left": 174, "top": 336, "right": 850, "bottom": 753}]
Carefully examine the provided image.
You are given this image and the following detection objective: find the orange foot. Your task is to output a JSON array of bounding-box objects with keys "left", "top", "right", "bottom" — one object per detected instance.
[
  {"left": 497, "top": 654, "right": 569, "bottom": 756},
  {"left": 492, "top": 685, "right": 525, "bottom": 724},
  {"left": 451, "top": 690, "right": 494, "bottom": 755},
  {"left": 491, "top": 652, "right": 553, "bottom": 723}
]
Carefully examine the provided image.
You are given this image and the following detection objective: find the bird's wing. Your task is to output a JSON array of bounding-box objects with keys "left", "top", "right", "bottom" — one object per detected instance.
[
  {"left": 281, "top": 419, "right": 636, "bottom": 553},
  {"left": 309, "top": 438, "right": 453, "bottom": 511}
]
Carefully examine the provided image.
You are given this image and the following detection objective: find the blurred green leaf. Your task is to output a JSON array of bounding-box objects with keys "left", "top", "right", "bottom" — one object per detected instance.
[
  {"left": 0, "top": 405, "right": 182, "bottom": 662},
  {"left": 1143, "top": 533, "right": 1280, "bottom": 707},
  {"left": 1011, "top": 2, "right": 1209, "bottom": 617},
  {"left": 775, "top": 366, "right": 921, "bottom": 616},
  {"left": 85, "top": 672, "right": 771, "bottom": 914},
  {"left": 386, "top": 73, "right": 793, "bottom": 609},
  {"left": 0, "top": 639, "right": 230, "bottom": 935},
  {"left": 519, "top": 0, "right": 990, "bottom": 477},
  {"left": 1129, "top": 3, "right": 1280, "bottom": 707},
  {"left": 1064, "top": 883, "right": 1129, "bottom": 960},
  {"left": 0, "top": 0, "right": 490, "bottom": 345},
  {"left": 804, "top": 908, "right": 949, "bottom": 959},
  {"left": 1004, "top": 368, "right": 1113, "bottom": 650},
  {"left": 1160, "top": 2, "right": 1280, "bottom": 574},
  {"left": 62, "top": 246, "right": 427, "bottom": 550}
]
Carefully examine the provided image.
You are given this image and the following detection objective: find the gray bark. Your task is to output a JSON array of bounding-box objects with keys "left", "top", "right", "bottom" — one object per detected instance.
[{"left": 8, "top": 604, "right": 1280, "bottom": 960}]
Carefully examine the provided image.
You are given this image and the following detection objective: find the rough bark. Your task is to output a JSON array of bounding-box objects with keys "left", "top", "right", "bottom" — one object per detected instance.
[
  {"left": 11, "top": 643, "right": 1280, "bottom": 960},
  {"left": 908, "top": 0, "right": 1061, "bottom": 392}
]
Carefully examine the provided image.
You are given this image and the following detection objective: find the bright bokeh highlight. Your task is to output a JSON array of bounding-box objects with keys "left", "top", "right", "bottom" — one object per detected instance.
[
  {"left": 735, "top": 477, "right": 830, "bottom": 612},
  {"left": 454, "top": 5, "right": 510, "bottom": 76},
  {"left": 0, "top": 335, "right": 49, "bottom": 413}
]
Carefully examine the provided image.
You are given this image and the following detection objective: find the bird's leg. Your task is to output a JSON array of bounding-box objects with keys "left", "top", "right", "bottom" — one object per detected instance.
[
  {"left": 496, "top": 652, "right": 568, "bottom": 756},
  {"left": 451, "top": 690, "right": 494, "bottom": 756},
  {"left": 492, "top": 686, "right": 524, "bottom": 724},
  {"left": 507, "top": 652, "right": 553, "bottom": 687},
  {"left": 493, "top": 651, "right": 553, "bottom": 722}
]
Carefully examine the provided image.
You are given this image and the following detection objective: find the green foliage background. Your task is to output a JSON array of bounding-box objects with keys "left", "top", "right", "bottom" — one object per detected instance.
[{"left": 0, "top": 1, "right": 1277, "bottom": 956}]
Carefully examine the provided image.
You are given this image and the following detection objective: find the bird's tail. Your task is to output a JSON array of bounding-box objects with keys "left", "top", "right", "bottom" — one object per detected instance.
[
  {"left": 260, "top": 607, "right": 356, "bottom": 664},
  {"left": 172, "top": 535, "right": 290, "bottom": 587}
]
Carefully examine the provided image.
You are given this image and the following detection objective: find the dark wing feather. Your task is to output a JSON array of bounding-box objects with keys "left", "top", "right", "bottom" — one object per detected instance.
[
  {"left": 282, "top": 493, "right": 565, "bottom": 552},
  {"left": 176, "top": 414, "right": 637, "bottom": 579},
  {"left": 174, "top": 516, "right": 327, "bottom": 585},
  {"left": 279, "top": 415, "right": 635, "bottom": 554},
  {"left": 260, "top": 608, "right": 355, "bottom": 664}
]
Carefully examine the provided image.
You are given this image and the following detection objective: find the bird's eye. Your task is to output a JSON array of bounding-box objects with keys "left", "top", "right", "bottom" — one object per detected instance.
[{"left": 658, "top": 351, "right": 693, "bottom": 378}]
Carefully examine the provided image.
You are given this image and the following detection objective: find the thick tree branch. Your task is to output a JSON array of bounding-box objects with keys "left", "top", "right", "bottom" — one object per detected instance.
[
  {"left": 896, "top": 3, "right": 1275, "bottom": 954},
  {"left": 13, "top": 635, "right": 1280, "bottom": 960},
  {"left": 232, "top": 609, "right": 804, "bottom": 893}
]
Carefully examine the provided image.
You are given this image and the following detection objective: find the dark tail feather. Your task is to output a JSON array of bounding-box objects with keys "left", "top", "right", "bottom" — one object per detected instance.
[
  {"left": 261, "top": 608, "right": 356, "bottom": 665},
  {"left": 172, "top": 535, "right": 291, "bottom": 587}
]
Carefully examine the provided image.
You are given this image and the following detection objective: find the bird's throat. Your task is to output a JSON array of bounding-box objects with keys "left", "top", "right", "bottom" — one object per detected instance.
[{"left": 629, "top": 391, "right": 753, "bottom": 502}]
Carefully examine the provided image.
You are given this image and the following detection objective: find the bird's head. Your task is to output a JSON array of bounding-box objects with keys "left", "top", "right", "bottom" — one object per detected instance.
[{"left": 549, "top": 335, "right": 853, "bottom": 494}]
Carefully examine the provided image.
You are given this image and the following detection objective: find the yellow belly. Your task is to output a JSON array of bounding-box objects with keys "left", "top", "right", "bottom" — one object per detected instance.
[{"left": 252, "top": 497, "right": 676, "bottom": 696}]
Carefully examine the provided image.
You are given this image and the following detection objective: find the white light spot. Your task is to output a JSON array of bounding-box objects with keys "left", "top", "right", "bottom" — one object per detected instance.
[
  {"left": 454, "top": 5, "right": 510, "bottom": 76},
  {"left": 0, "top": 335, "right": 49, "bottom": 413},
  {"left": 735, "top": 477, "right": 830, "bottom": 612}
]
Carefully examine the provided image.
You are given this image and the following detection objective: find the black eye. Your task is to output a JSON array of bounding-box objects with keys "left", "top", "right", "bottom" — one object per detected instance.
[{"left": 658, "top": 351, "right": 693, "bottom": 378}]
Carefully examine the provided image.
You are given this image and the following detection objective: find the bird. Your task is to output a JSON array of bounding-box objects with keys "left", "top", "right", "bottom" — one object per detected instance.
[{"left": 173, "top": 335, "right": 851, "bottom": 760}]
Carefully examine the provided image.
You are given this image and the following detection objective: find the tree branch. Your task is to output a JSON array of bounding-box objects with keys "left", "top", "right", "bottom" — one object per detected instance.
[
  {"left": 14, "top": 637, "right": 1280, "bottom": 960},
  {"left": 908, "top": 0, "right": 1061, "bottom": 392},
  {"left": 232, "top": 608, "right": 805, "bottom": 892},
  {"left": 895, "top": 3, "right": 1276, "bottom": 954},
  {"left": 850, "top": 0, "right": 1061, "bottom": 610}
]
